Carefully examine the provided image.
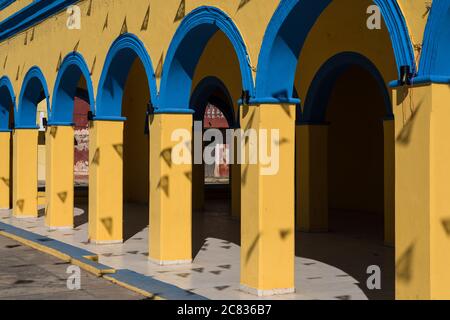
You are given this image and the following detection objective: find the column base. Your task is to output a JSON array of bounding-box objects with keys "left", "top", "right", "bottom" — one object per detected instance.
[
  {"left": 13, "top": 215, "right": 39, "bottom": 219},
  {"left": 89, "top": 239, "right": 123, "bottom": 245},
  {"left": 48, "top": 226, "right": 73, "bottom": 231},
  {"left": 240, "top": 284, "right": 295, "bottom": 297},
  {"left": 149, "top": 258, "right": 192, "bottom": 266}
]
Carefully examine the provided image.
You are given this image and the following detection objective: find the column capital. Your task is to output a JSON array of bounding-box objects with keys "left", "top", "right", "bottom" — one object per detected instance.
[
  {"left": 92, "top": 116, "right": 127, "bottom": 122},
  {"left": 239, "top": 97, "right": 301, "bottom": 106},
  {"left": 14, "top": 125, "right": 39, "bottom": 130},
  {"left": 153, "top": 108, "right": 195, "bottom": 115},
  {"left": 389, "top": 76, "right": 450, "bottom": 88},
  {"left": 47, "top": 121, "right": 74, "bottom": 127}
]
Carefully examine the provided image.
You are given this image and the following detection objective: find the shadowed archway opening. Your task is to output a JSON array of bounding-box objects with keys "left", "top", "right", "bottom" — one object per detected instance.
[
  {"left": 0, "top": 78, "right": 15, "bottom": 208},
  {"left": 95, "top": 34, "right": 156, "bottom": 243},
  {"left": 72, "top": 78, "right": 92, "bottom": 227},
  {"left": 121, "top": 58, "right": 150, "bottom": 242},
  {"left": 17, "top": 67, "right": 50, "bottom": 217},
  {"left": 190, "top": 77, "right": 240, "bottom": 258},
  {"left": 50, "top": 53, "right": 94, "bottom": 228},
  {"left": 297, "top": 54, "right": 395, "bottom": 300},
  {"left": 159, "top": 8, "right": 252, "bottom": 263}
]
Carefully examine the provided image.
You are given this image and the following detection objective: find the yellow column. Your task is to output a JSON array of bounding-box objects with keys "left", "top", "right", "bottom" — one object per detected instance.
[
  {"left": 231, "top": 162, "right": 241, "bottom": 219},
  {"left": 231, "top": 128, "right": 241, "bottom": 219},
  {"left": 149, "top": 113, "right": 192, "bottom": 265},
  {"left": 383, "top": 119, "right": 395, "bottom": 246},
  {"left": 240, "top": 103, "right": 296, "bottom": 296},
  {"left": 13, "top": 129, "right": 38, "bottom": 218},
  {"left": 88, "top": 120, "right": 124, "bottom": 244},
  {"left": 296, "top": 124, "right": 328, "bottom": 232},
  {"left": 0, "top": 131, "right": 11, "bottom": 209},
  {"left": 192, "top": 163, "right": 204, "bottom": 212},
  {"left": 394, "top": 83, "right": 450, "bottom": 300},
  {"left": 45, "top": 125, "right": 74, "bottom": 229}
]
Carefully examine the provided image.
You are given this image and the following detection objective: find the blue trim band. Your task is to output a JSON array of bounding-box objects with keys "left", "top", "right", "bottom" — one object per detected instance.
[
  {"left": 153, "top": 108, "right": 195, "bottom": 115},
  {"left": 0, "top": 0, "right": 79, "bottom": 42},
  {"left": 93, "top": 116, "right": 127, "bottom": 122},
  {"left": 0, "top": 0, "right": 15, "bottom": 11}
]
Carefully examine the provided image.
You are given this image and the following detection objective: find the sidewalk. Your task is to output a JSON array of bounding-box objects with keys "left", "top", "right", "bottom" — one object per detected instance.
[{"left": 0, "top": 201, "right": 393, "bottom": 300}]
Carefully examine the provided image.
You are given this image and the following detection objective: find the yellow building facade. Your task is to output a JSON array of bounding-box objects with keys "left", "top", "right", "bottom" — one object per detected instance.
[{"left": 0, "top": 0, "right": 449, "bottom": 299}]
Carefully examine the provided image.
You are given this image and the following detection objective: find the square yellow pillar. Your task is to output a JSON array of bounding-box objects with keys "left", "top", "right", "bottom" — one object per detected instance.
[
  {"left": 296, "top": 124, "right": 328, "bottom": 232},
  {"left": 149, "top": 113, "right": 192, "bottom": 265},
  {"left": 240, "top": 103, "right": 296, "bottom": 296},
  {"left": 13, "top": 129, "right": 38, "bottom": 218},
  {"left": 231, "top": 162, "right": 241, "bottom": 220},
  {"left": 45, "top": 126, "right": 74, "bottom": 229},
  {"left": 394, "top": 83, "right": 450, "bottom": 300},
  {"left": 383, "top": 119, "right": 395, "bottom": 247},
  {"left": 0, "top": 131, "right": 11, "bottom": 209},
  {"left": 88, "top": 120, "right": 124, "bottom": 244}
]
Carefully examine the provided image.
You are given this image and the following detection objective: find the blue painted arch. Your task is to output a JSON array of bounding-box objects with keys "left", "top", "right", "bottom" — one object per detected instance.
[
  {"left": 17, "top": 66, "right": 50, "bottom": 129},
  {"left": 158, "top": 6, "right": 254, "bottom": 113},
  {"left": 96, "top": 33, "right": 157, "bottom": 120},
  {"left": 50, "top": 52, "right": 94, "bottom": 125},
  {"left": 302, "top": 52, "right": 392, "bottom": 124},
  {"left": 256, "top": 0, "right": 415, "bottom": 102},
  {"left": 418, "top": 0, "right": 450, "bottom": 83},
  {"left": 190, "top": 76, "right": 235, "bottom": 126},
  {"left": 0, "top": 76, "right": 15, "bottom": 131}
]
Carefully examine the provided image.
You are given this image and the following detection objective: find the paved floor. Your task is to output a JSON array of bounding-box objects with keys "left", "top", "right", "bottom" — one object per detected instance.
[
  {"left": 0, "top": 235, "right": 143, "bottom": 300},
  {"left": 0, "top": 190, "right": 395, "bottom": 300}
]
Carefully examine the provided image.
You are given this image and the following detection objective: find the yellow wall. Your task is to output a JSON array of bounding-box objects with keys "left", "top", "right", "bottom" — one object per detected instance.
[
  {"left": 393, "top": 83, "right": 450, "bottom": 299},
  {"left": 0, "top": 0, "right": 278, "bottom": 110}
]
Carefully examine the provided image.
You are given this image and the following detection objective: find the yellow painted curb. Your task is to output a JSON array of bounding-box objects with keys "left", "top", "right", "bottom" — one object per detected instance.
[
  {"left": 103, "top": 275, "right": 165, "bottom": 300},
  {"left": 0, "top": 230, "right": 71, "bottom": 262},
  {"left": 71, "top": 258, "right": 116, "bottom": 277}
]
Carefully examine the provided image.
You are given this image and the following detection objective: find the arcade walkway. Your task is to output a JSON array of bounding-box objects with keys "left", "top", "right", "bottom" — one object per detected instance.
[{"left": 0, "top": 197, "right": 394, "bottom": 300}]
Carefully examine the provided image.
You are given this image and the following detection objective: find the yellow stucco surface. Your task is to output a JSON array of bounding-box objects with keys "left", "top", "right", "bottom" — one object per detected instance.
[
  {"left": 0, "top": 132, "right": 11, "bottom": 209},
  {"left": 12, "top": 129, "right": 38, "bottom": 218}
]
